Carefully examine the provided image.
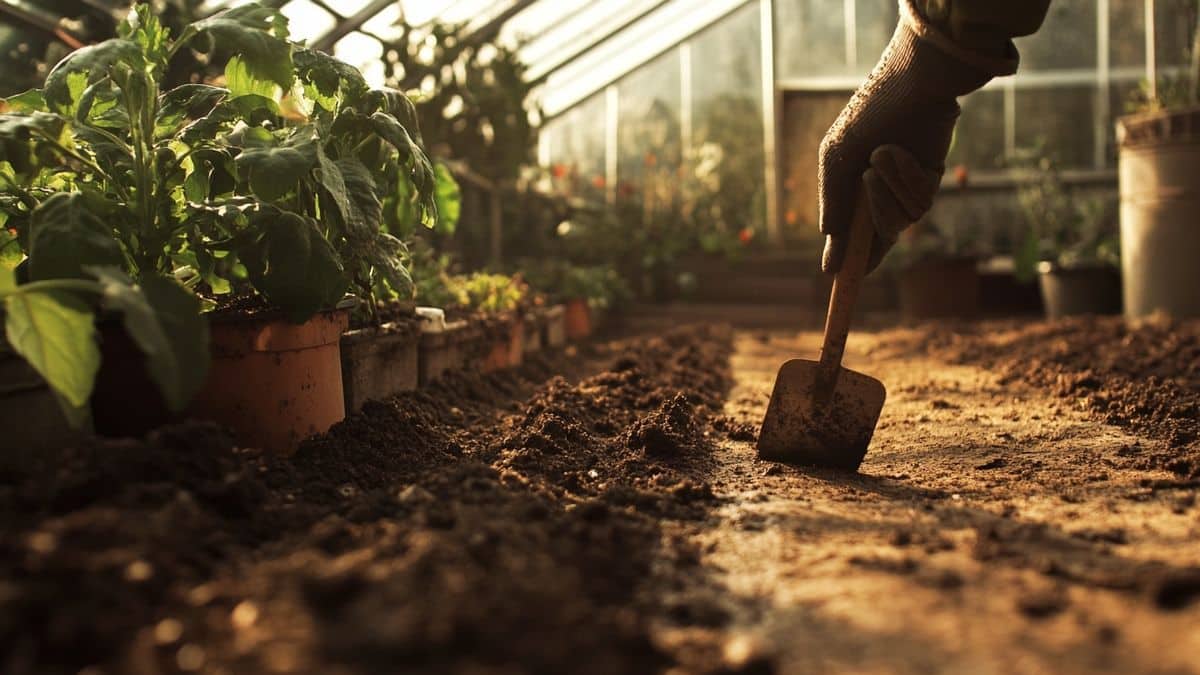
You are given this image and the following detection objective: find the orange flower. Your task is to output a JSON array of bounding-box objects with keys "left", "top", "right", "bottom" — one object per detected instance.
[
  {"left": 738, "top": 228, "right": 754, "bottom": 245},
  {"left": 954, "top": 164, "right": 969, "bottom": 189},
  {"left": 643, "top": 152, "right": 657, "bottom": 167},
  {"left": 551, "top": 164, "right": 568, "bottom": 178},
  {"left": 591, "top": 175, "right": 606, "bottom": 190}
]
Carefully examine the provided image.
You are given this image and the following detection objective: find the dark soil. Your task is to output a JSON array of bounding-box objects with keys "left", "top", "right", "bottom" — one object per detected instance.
[
  {"left": 0, "top": 326, "right": 736, "bottom": 675},
  {"left": 873, "top": 316, "right": 1200, "bottom": 478}
]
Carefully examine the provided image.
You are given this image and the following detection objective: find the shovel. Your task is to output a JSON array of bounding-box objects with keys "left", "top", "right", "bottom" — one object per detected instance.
[{"left": 757, "top": 186, "right": 886, "bottom": 471}]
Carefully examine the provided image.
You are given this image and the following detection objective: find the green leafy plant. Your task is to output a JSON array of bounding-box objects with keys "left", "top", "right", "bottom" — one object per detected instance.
[
  {"left": 0, "top": 2, "right": 440, "bottom": 422},
  {"left": 1014, "top": 155, "right": 1119, "bottom": 280},
  {"left": 450, "top": 272, "right": 527, "bottom": 315},
  {"left": 524, "top": 260, "right": 631, "bottom": 311}
]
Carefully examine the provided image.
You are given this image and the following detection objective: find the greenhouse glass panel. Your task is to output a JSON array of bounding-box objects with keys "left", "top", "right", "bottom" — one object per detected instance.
[
  {"left": 1111, "top": 0, "right": 1147, "bottom": 69},
  {"left": 947, "top": 90, "right": 1006, "bottom": 171},
  {"left": 280, "top": 1, "right": 338, "bottom": 45},
  {"left": 775, "top": 0, "right": 851, "bottom": 78},
  {"left": 855, "top": 0, "right": 899, "bottom": 71},
  {"left": 1015, "top": 0, "right": 1098, "bottom": 71},
  {"left": 616, "top": 50, "right": 683, "bottom": 215},
  {"left": 1155, "top": 0, "right": 1198, "bottom": 66},
  {"left": 544, "top": 91, "right": 608, "bottom": 204},
  {"left": 334, "top": 32, "right": 386, "bottom": 88},
  {"left": 1014, "top": 85, "right": 1097, "bottom": 168},
  {"left": 691, "top": 1, "right": 767, "bottom": 237}
]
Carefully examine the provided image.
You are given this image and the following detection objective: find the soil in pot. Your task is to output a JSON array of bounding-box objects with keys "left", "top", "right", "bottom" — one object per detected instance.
[
  {"left": 564, "top": 298, "right": 592, "bottom": 340},
  {"left": 1038, "top": 264, "right": 1122, "bottom": 319},
  {"left": 189, "top": 308, "right": 349, "bottom": 454},
  {"left": 898, "top": 257, "right": 980, "bottom": 320}
]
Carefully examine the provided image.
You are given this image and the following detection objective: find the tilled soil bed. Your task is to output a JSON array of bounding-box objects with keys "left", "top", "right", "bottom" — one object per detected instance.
[{"left": 1, "top": 327, "right": 736, "bottom": 675}]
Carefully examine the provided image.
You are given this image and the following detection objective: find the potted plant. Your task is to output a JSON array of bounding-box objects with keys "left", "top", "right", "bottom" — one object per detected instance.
[
  {"left": 1117, "top": 12, "right": 1200, "bottom": 318},
  {"left": 0, "top": 4, "right": 439, "bottom": 451},
  {"left": 885, "top": 213, "right": 982, "bottom": 320},
  {"left": 451, "top": 272, "right": 528, "bottom": 372},
  {"left": 1016, "top": 156, "right": 1121, "bottom": 319}
]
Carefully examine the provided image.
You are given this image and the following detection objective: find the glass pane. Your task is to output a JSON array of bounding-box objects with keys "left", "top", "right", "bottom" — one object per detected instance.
[
  {"left": 855, "top": 0, "right": 898, "bottom": 70},
  {"left": 545, "top": 91, "right": 608, "bottom": 203},
  {"left": 691, "top": 2, "right": 766, "bottom": 236},
  {"left": 1155, "top": 0, "right": 1198, "bottom": 66},
  {"left": 780, "top": 91, "right": 848, "bottom": 239},
  {"left": 1015, "top": 0, "right": 1098, "bottom": 71},
  {"left": 280, "top": 0, "right": 338, "bottom": 45},
  {"left": 947, "top": 90, "right": 1006, "bottom": 171},
  {"left": 775, "top": 0, "right": 850, "bottom": 78},
  {"left": 333, "top": 33, "right": 386, "bottom": 88},
  {"left": 1015, "top": 86, "right": 1096, "bottom": 168},
  {"left": 1109, "top": 79, "right": 1144, "bottom": 164},
  {"left": 617, "top": 51, "right": 682, "bottom": 213},
  {"left": 1111, "top": 0, "right": 1146, "bottom": 69}
]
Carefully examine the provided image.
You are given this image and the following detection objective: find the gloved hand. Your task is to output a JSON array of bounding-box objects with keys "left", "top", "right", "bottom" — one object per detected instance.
[{"left": 818, "top": 0, "right": 1018, "bottom": 275}]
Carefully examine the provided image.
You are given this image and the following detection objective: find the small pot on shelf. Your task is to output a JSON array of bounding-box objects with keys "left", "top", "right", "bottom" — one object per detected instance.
[
  {"left": 189, "top": 306, "right": 350, "bottom": 455},
  {"left": 563, "top": 298, "right": 592, "bottom": 340},
  {"left": 1037, "top": 262, "right": 1122, "bottom": 319}
]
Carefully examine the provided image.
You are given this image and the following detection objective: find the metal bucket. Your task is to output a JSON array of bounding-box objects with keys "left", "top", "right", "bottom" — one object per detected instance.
[{"left": 1117, "top": 108, "right": 1200, "bottom": 319}]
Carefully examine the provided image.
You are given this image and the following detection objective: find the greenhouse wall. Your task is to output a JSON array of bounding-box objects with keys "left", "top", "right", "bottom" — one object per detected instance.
[{"left": 539, "top": 0, "right": 1194, "bottom": 257}]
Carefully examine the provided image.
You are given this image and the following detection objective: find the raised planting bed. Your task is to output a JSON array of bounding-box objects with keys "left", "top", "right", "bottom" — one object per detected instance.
[
  {"left": 523, "top": 310, "right": 545, "bottom": 355},
  {"left": 341, "top": 318, "right": 421, "bottom": 414},
  {"left": 190, "top": 308, "right": 350, "bottom": 454},
  {"left": 477, "top": 314, "right": 524, "bottom": 373}
]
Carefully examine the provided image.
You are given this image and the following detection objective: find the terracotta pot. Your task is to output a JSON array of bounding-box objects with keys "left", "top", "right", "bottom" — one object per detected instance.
[
  {"left": 898, "top": 257, "right": 980, "bottom": 320},
  {"left": 564, "top": 298, "right": 592, "bottom": 340},
  {"left": 508, "top": 316, "right": 525, "bottom": 367},
  {"left": 92, "top": 320, "right": 174, "bottom": 437},
  {"left": 190, "top": 309, "right": 349, "bottom": 454},
  {"left": 480, "top": 316, "right": 517, "bottom": 373},
  {"left": 341, "top": 320, "right": 420, "bottom": 414}
]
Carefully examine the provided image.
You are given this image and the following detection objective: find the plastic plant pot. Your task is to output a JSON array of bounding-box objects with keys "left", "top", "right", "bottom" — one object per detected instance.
[
  {"left": 340, "top": 320, "right": 420, "bottom": 414},
  {"left": 91, "top": 319, "right": 176, "bottom": 437},
  {"left": 480, "top": 315, "right": 517, "bottom": 373},
  {"left": 189, "top": 308, "right": 350, "bottom": 454},
  {"left": 1037, "top": 263, "right": 1122, "bottom": 319},
  {"left": 0, "top": 345, "right": 85, "bottom": 468},
  {"left": 523, "top": 310, "right": 544, "bottom": 355},
  {"left": 564, "top": 298, "right": 592, "bottom": 340},
  {"left": 419, "top": 319, "right": 474, "bottom": 386},
  {"left": 897, "top": 257, "right": 980, "bottom": 320},
  {"left": 1117, "top": 107, "right": 1200, "bottom": 318},
  {"left": 543, "top": 305, "right": 567, "bottom": 348}
]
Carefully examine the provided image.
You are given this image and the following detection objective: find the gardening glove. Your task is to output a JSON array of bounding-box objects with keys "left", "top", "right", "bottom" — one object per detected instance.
[{"left": 819, "top": 0, "right": 1021, "bottom": 275}]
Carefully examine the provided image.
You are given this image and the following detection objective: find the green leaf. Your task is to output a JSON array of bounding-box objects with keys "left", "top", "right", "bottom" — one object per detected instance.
[
  {"left": 3, "top": 287, "right": 99, "bottom": 427},
  {"left": 1, "top": 90, "right": 47, "bottom": 113},
  {"left": 156, "top": 84, "right": 228, "bottom": 139},
  {"left": 434, "top": 162, "right": 461, "bottom": 235},
  {"left": 234, "top": 129, "right": 317, "bottom": 201},
  {"left": 44, "top": 39, "right": 143, "bottom": 114},
  {"left": 225, "top": 56, "right": 280, "bottom": 102},
  {"left": 28, "top": 192, "right": 125, "bottom": 281},
  {"left": 86, "top": 267, "right": 210, "bottom": 412},
  {"left": 240, "top": 210, "right": 347, "bottom": 322},
  {"left": 0, "top": 111, "right": 69, "bottom": 142},
  {"left": 294, "top": 48, "right": 368, "bottom": 109},
  {"left": 0, "top": 227, "right": 22, "bottom": 269},
  {"left": 187, "top": 5, "right": 294, "bottom": 91},
  {"left": 0, "top": 262, "right": 14, "bottom": 291},
  {"left": 368, "top": 112, "right": 437, "bottom": 223}
]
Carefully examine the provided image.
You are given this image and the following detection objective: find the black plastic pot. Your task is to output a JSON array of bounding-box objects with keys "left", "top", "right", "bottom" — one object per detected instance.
[
  {"left": 1037, "top": 263, "right": 1122, "bottom": 319},
  {"left": 91, "top": 320, "right": 174, "bottom": 438},
  {"left": 0, "top": 345, "right": 84, "bottom": 468}
]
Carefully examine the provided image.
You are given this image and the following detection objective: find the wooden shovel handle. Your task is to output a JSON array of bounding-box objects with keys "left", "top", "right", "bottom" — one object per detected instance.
[{"left": 817, "top": 186, "right": 874, "bottom": 394}]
